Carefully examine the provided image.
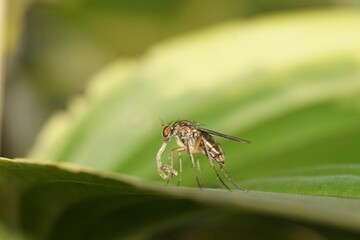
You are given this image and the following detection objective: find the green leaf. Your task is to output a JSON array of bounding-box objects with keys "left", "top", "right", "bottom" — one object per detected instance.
[
  {"left": 3, "top": 9, "right": 358, "bottom": 238},
  {"left": 30, "top": 9, "right": 360, "bottom": 192},
  {"left": 0, "top": 157, "right": 360, "bottom": 239}
]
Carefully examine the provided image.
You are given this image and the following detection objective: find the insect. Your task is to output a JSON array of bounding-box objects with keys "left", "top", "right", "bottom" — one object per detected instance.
[{"left": 156, "top": 120, "right": 250, "bottom": 190}]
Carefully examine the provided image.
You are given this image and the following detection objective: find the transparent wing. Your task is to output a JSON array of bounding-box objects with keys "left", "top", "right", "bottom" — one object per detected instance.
[{"left": 197, "top": 127, "right": 251, "bottom": 144}]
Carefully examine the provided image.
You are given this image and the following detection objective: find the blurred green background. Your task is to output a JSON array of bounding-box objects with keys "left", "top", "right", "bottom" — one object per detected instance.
[{"left": 2, "top": 0, "right": 359, "bottom": 158}]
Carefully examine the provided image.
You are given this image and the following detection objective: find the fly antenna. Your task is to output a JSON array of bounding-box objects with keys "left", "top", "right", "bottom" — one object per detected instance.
[{"left": 159, "top": 118, "right": 165, "bottom": 127}]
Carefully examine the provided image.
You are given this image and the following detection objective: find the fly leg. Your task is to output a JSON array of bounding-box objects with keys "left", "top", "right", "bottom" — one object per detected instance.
[
  {"left": 188, "top": 138, "right": 203, "bottom": 189},
  {"left": 188, "top": 150, "right": 202, "bottom": 189},
  {"left": 165, "top": 150, "right": 175, "bottom": 186},
  {"left": 219, "top": 164, "right": 246, "bottom": 191},
  {"left": 176, "top": 151, "right": 183, "bottom": 186},
  {"left": 202, "top": 139, "right": 231, "bottom": 191},
  {"left": 169, "top": 147, "right": 185, "bottom": 186},
  {"left": 208, "top": 157, "right": 231, "bottom": 191},
  {"left": 192, "top": 137, "right": 202, "bottom": 179},
  {"left": 196, "top": 157, "right": 202, "bottom": 180}
]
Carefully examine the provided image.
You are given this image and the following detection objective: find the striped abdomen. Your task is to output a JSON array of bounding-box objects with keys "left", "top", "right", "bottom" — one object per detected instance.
[{"left": 200, "top": 133, "right": 225, "bottom": 164}]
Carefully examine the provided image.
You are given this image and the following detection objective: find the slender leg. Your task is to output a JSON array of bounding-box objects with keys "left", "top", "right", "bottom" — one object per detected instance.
[
  {"left": 177, "top": 152, "right": 182, "bottom": 186},
  {"left": 202, "top": 140, "right": 231, "bottom": 190},
  {"left": 165, "top": 151, "right": 174, "bottom": 186},
  {"left": 168, "top": 147, "right": 185, "bottom": 186},
  {"left": 208, "top": 156, "right": 231, "bottom": 191},
  {"left": 189, "top": 149, "right": 202, "bottom": 189},
  {"left": 219, "top": 164, "right": 246, "bottom": 191},
  {"left": 169, "top": 152, "right": 174, "bottom": 168},
  {"left": 196, "top": 157, "right": 202, "bottom": 179},
  {"left": 190, "top": 136, "right": 206, "bottom": 189}
]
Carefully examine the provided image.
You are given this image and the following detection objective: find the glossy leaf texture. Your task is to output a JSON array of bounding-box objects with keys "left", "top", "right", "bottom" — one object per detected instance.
[
  {"left": 1, "top": 157, "right": 360, "bottom": 239},
  {"left": 1, "top": 9, "right": 359, "bottom": 238}
]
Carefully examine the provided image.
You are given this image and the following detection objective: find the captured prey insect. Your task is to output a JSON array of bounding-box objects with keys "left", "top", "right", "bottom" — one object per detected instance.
[{"left": 156, "top": 120, "right": 251, "bottom": 190}]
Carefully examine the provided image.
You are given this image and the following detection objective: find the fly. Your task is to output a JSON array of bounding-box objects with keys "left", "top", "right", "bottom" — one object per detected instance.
[{"left": 156, "top": 120, "right": 250, "bottom": 190}]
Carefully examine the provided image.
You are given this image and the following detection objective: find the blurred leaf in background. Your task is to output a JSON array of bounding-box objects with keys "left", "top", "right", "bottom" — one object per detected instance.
[
  {"left": 29, "top": 9, "right": 360, "bottom": 190},
  {"left": 2, "top": 0, "right": 360, "bottom": 239},
  {"left": 3, "top": 0, "right": 356, "bottom": 157}
]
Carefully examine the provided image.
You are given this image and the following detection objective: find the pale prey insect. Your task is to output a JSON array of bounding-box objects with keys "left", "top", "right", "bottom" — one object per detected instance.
[{"left": 156, "top": 120, "right": 250, "bottom": 190}]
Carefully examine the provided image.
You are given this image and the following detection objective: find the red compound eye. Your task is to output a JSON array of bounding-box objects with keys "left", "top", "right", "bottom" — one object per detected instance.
[{"left": 162, "top": 126, "right": 171, "bottom": 137}]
